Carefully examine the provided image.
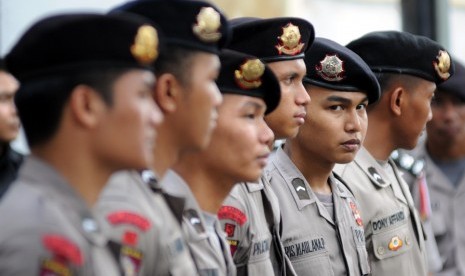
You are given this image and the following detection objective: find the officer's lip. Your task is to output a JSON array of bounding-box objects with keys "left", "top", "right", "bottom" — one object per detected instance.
[
  {"left": 342, "top": 138, "right": 361, "bottom": 145},
  {"left": 341, "top": 139, "right": 361, "bottom": 151},
  {"left": 294, "top": 111, "right": 306, "bottom": 118}
]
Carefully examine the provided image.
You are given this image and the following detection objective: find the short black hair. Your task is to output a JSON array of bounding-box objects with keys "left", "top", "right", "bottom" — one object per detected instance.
[
  {"left": 15, "top": 68, "right": 129, "bottom": 147},
  {"left": 153, "top": 46, "right": 201, "bottom": 86}
]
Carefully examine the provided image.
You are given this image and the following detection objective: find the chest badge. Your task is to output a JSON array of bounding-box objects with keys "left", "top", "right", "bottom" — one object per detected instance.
[
  {"left": 349, "top": 201, "right": 363, "bottom": 226},
  {"left": 388, "top": 236, "right": 403, "bottom": 251}
]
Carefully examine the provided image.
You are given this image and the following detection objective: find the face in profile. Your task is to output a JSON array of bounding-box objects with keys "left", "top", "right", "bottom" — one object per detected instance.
[
  {"left": 265, "top": 59, "right": 309, "bottom": 140},
  {"left": 427, "top": 91, "right": 465, "bottom": 145},
  {"left": 400, "top": 78, "right": 436, "bottom": 149},
  {"left": 295, "top": 85, "right": 368, "bottom": 165},
  {"left": 94, "top": 69, "right": 162, "bottom": 171},
  {"left": 0, "top": 70, "right": 20, "bottom": 143},
  {"left": 200, "top": 94, "right": 274, "bottom": 183},
  {"left": 176, "top": 52, "right": 222, "bottom": 150}
]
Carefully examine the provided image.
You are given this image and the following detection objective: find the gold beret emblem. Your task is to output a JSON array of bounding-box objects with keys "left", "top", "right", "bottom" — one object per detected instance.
[
  {"left": 315, "top": 54, "right": 345, "bottom": 81},
  {"left": 235, "top": 59, "right": 265, "bottom": 89},
  {"left": 276, "top": 23, "right": 304, "bottom": 55},
  {"left": 433, "top": 50, "right": 451, "bottom": 80},
  {"left": 192, "top": 7, "right": 222, "bottom": 43},
  {"left": 130, "top": 25, "right": 159, "bottom": 65}
]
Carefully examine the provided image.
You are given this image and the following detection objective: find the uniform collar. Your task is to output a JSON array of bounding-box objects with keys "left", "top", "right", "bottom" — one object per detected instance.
[{"left": 354, "top": 147, "right": 392, "bottom": 188}]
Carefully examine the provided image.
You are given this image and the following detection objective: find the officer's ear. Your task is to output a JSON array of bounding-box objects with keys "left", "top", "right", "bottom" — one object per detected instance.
[
  {"left": 68, "top": 84, "right": 105, "bottom": 128},
  {"left": 154, "top": 73, "right": 182, "bottom": 114},
  {"left": 389, "top": 86, "right": 404, "bottom": 117}
]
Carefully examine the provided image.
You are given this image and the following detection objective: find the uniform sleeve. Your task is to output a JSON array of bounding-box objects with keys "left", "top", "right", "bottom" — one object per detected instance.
[
  {"left": 0, "top": 227, "right": 91, "bottom": 275},
  {"left": 218, "top": 184, "right": 251, "bottom": 267},
  {"left": 95, "top": 173, "right": 159, "bottom": 276}
]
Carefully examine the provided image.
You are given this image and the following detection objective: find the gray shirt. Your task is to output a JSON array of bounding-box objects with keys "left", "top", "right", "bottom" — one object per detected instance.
[
  {"left": 269, "top": 148, "right": 370, "bottom": 276},
  {"left": 96, "top": 170, "right": 198, "bottom": 276},
  {"left": 161, "top": 170, "right": 236, "bottom": 276},
  {"left": 406, "top": 144, "right": 465, "bottom": 276},
  {"left": 334, "top": 146, "right": 427, "bottom": 276},
  {"left": 0, "top": 156, "right": 120, "bottom": 276}
]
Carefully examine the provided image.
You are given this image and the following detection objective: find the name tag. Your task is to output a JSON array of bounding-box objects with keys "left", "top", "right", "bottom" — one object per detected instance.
[
  {"left": 252, "top": 239, "right": 270, "bottom": 256},
  {"left": 372, "top": 210, "right": 406, "bottom": 234},
  {"left": 284, "top": 237, "right": 327, "bottom": 260}
]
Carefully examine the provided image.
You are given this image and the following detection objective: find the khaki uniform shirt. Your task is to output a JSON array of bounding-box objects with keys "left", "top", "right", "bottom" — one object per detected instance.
[
  {"left": 406, "top": 144, "right": 465, "bottom": 276},
  {"left": 0, "top": 156, "right": 120, "bottom": 276},
  {"left": 96, "top": 170, "right": 198, "bottom": 275},
  {"left": 334, "top": 147, "right": 428, "bottom": 276},
  {"left": 161, "top": 170, "right": 236, "bottom": 276},
  {"left": 219, "top": 177, "right": 296, "bottom": 276},
  {"left": 268, "top": 148, "right": 370, "bottom": 276}
]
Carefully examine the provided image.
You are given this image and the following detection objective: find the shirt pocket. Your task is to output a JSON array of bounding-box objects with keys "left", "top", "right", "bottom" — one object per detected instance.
[{"left": 372, "top": 220, "right": 412, "bottom": 260}]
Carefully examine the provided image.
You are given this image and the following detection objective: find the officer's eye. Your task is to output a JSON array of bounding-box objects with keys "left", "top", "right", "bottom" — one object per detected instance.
[
  {"left": 329, "top": 105, "right": 343, "bottom": 111},
  {"left": 356, "top": 103, "right": 367, "bottom": 110}
]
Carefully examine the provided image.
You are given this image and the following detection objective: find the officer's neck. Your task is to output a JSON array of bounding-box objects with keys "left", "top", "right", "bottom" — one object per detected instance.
[
  {"left": 363, "top": 120, "right": 395, "bottom": 161},
  {"left": 284, "top": 141, "right": 333, "bottom": 195}
]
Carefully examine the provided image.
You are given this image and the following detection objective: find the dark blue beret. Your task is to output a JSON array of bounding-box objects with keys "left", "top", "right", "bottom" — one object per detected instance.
[
  {"left": 303, "top": 37, "right": 380, "bottom": 104},
  {"left": 227, "top": 17, "right": 315, "bottom": 62},
  {"left": 437, "top": 58, "right": 465, "bottom": 100},
  {"left": 217, "top": 49, "right": 280, "bottom": 115},
  {"left": 111, "top": 0, "right": 230, "bottom": 54},
  {"left": 346, "top": 31, "right": 454, "bottom": 84},
  {"left": 6, "top": 13, "right": 162, "bottom": 82}
]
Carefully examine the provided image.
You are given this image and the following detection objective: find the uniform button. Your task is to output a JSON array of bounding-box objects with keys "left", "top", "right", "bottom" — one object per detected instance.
[
  {"left": 405, "top": 236, "right": 411, "bottom": 245},
  {"left": 82, "top": 218, "right": 98, "bottom": 233},
  {"left": 377, "top": 246, "right": 385, "bottom": 255}
]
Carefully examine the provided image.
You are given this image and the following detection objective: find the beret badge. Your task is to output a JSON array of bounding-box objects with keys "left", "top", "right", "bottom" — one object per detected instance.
[
  {"left": 130, "top": 25, "right": 159, "bottom": 65},
  {"left": 433, "top": 50, "right": 451, "bottom": 80},
  {"left": 276, "top": 23, "right": 304, "bottom": 55},
  {"left": 235, "top": 59, "right": 265, "bottom": 89},
  {"left": 193, "top": 7, "right": 222, "bottom": 43},
  {"left": 315, "top": 54, "right": 345, "bottom": 81}
]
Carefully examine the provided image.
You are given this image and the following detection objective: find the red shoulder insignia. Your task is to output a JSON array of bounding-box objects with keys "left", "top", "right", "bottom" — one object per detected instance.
[
  {"left": 42, "top": 234, "right": 83, "bottom": 266},
  {"left": 218, "top": 206, "right": 247, "bottom": 226},
  {"left": 107, "top": 211, "right": 151, "bottom": 232}
]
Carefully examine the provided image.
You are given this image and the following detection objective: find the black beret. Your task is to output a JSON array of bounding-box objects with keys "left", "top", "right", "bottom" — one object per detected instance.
[
  {"left": 111, "top": 0, "right": 230, "bottom": 54},
  {"left": 217, "top": 49, "right": 280, "bottom": 115},
  {"left": 303, "top": 37, "right": 380, "bottom": 104},
  {"left": 227, "top": 17, "right": 315, "bottom": 63},
  {"left": 6, "top": 13, "right": 162, "bottom": 82},
  {"left": 346, "top": 31, "right": 454, "bottom": 84},
  {"left": 437, "top": 58, "right": 465, "bottom": 100}
]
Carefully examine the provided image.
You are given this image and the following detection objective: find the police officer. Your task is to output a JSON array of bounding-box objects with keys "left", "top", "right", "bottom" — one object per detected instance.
[
  {"left": 162, "top": 49, "right": 280, "bottom": 276},
  {"left": 218, "top": 17, "right": 314, "bottom": 276},
  {"left": 0, "top": 59, "right": 22, "bottom": 193},
  {"left": 267, "top": 37, "right": 380, "bottom": 276},
  {"left": 401, "top": 59, "right": 465, "bottom": 275},
  {"left": 0, "top": 13, "right": 163, "bottom": 275},
  {"left": 96, "top": 0, "right": 230, "bottom": 275},
  {"left": 334, "top": 31, "right": 455, "bottom": 276}
]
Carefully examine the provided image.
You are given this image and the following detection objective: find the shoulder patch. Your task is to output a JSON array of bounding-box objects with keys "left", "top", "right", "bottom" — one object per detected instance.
[
  {"left": 218, "top": 206, "right": 247, "bottom": 226},
  {"left": 107, "top": 211, "right": 151, "bottom": 232},
  {"left": 291, "top": 178, "right": 310, "bottom": 200},
  {"left": 42, "top": 234, "right": 83, "bottom": 266}
]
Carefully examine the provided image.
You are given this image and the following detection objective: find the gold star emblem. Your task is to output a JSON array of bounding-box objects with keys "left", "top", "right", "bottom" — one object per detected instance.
[
  {"left": 434, "top": 50, "right": 451, "bottom": 80},
  {"left": 130, "top": 25, "right": 159, "bottom": 65},
  {"left": 316, "top": 54, "right": 345, "bottom": 81},
  {"left": 275, "top": 23, "right": 304, "bottom": 55},
  {"left": 235, "top": 59, "right": 265, "bottom": 89},
  {"left": 192, "top": 7, "right": 222, "bottom": 43}
]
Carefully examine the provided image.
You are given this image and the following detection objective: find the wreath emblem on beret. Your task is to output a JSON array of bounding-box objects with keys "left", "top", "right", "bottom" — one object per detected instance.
[
  {"left": 130, "top": 25, "right": 159, "bottom": 65},
  {"left": 235, "top": 59, "right": 265, "bottom": 89},
  {"left": 276, "top": 23, "right": 304, "bottom": 55},
  {"left": 193, "top": 7, "right": 222, "bottom": 43},
  {"left": 315, "top": 54, "right": 345, "bottom": 81},
  {"left": 433, "top": 50, "right": 451, "bottom": 80}
]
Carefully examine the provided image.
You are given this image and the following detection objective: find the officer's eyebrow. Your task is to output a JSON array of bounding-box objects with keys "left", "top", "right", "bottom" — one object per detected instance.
[
  {"left": 242, "top": 100, "right": 266, "bottom": 112},
  {"left": 325, "top": 95, "right": 368, "bottom": 105}
]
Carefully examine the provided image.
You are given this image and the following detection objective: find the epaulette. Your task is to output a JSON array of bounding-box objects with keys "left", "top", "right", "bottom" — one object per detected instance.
[{"left": 390, "top": 149, "right": 425, "bottom": 178}]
